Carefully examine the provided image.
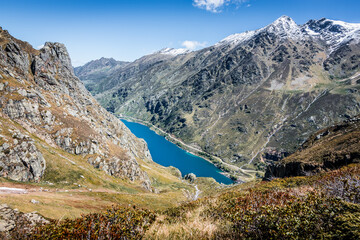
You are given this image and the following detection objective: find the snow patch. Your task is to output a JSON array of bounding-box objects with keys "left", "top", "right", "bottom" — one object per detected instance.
[
  {"left": 216, "top": 30, "right": 257, "bottom": 46},
  {"left": 304, "top": 18, "right": 360, "bottom": 53},
  {"left": 157, "top": 48, "right": 190, "bottom": 56}
]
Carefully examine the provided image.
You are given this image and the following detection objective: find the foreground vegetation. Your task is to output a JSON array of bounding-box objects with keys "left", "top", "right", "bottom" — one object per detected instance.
[
  {"left": 145, "top": 164, "right": 360, "bottom": 239},
  {"left": 2, "top": 164, "right": 359, "bottom": 239}
]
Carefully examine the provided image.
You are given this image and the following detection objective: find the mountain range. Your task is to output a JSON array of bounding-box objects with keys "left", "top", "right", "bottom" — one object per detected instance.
[
  {"left": 75, "top": 16, "right": 360, "bottom": 179},
  {"left": 0, "top": 16, "right": 359, "bottom": 239}
]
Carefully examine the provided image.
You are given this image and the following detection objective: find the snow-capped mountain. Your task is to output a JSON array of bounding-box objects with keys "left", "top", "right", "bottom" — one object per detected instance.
[
  {"left": 217, "top": 15, "right": 360, "bottom": 53},
  {"left": 76, "top": 16, "right": 360, "bottom": 168},
  {"left": 265, "top": 15, "right": 304, "bottom": 39},
  {"left": 217, "top": 16, "right": 304, "bottom": 46},
  {"left": 304, "top": 18, "right": 360, "bottom": 52}
]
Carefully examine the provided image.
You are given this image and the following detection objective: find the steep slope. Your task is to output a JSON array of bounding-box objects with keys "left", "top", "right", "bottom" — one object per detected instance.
[
  {"left": 0, "top": 26, "right": 206, "bottom": 221},
  {"left": 0, "top": 26, "right": 203, "bottom": 197},
  {"left": 0, "top": 27, "right": 154, "bottom": 188},
  {"left": 76, "top": 16, "right": 360, "bottom": 179},
  {"left": 264, "top": 115, "right": 360, "bottom": 179}
]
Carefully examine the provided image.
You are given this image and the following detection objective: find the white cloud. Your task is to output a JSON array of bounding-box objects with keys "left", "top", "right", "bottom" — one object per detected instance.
[
  {"left": 181, "top": 40, "right": 207, "bottom": 50},
  {"left": 193, "top": 0, "right": 227, "bottom": 13},
  {"left": 36, "top": 44, "right": 44, "bottom": 49},
  {"left": 193, "top": 0, "right": 248, "bottom": 13}
]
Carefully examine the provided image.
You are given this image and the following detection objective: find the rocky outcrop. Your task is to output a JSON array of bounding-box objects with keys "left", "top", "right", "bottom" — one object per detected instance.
[
  {"left": 262, "top": 148, "right": 290, "bottom": 162},
  {"left": 3, "top": 99, "right": 42, "bottom": 125},
  {"left": 88, "top": 155, "right": 152, "bottom": 191},
  {"left": 184, "top": 173, "right": 197, "bottom": 183},
  {"left": 0, "top": 27, "right": 153, "bottom": 188},
  {"left": 264, "top": 158, "right": 355, "bottom": 180},
  {"left": 0, "top": 131, "right": 45, "bottom": 182},
  {"left": 264, "top": 116, "right": 360, "bottom": 180},
  {"left": 0, "top": 204, "right": 49, "bottom": 235}
]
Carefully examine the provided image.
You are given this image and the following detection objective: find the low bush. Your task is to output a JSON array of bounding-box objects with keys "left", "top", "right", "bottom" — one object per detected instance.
[
  {"left": 30, "top": 205, "right": 156, "bottom": 240},
  {"left": 317, "top": 165, "right": 360, "bottom": 204},
  {"left": 209, "top": 190, "right": 360, "bottom": 239}
]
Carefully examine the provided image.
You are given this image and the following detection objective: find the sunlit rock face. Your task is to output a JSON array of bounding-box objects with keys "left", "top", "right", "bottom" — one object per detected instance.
[{"left": 0, "top": 27, "right": 153, "bottom": 190}]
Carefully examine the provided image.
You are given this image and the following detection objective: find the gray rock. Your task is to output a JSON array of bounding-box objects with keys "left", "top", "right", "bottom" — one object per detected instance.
[
  {"left": 3, "top": 41, "right": 30, "bottom": 74},
  {"left": 184, "top": 173, "right": 197, "bottom": 183},
  {"left": 30, "top": 199, "right": 39, "bottom": 204},
  {"left": 2, "top": 142, "right": 9, "bottom": 150},
  {"left": 0, "top": 204, "right": 49, "bottom": 234},
  {"left": 3, "top": 99, "right": 42, "bottom": 125},
  {"left": 0, "top": 139, "right": 46, "bottom": 182},
  {"left": 40, "top": 110, "right": 54, "bottom": 125},
  {"left": 142, "top": 180, "right": 152, "bottom": 192},
  {"left": 98, "top": 156, "right": 150, "bottom": 183}
]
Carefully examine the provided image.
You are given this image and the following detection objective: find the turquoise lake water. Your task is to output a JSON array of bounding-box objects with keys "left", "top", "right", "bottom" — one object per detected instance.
[{"left": 121, "top": 119, "right": 233, "bottom": 185}]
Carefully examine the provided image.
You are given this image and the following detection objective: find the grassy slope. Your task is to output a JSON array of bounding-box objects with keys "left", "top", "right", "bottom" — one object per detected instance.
[
  {"left": 0, "top": 38, "right": 204, "bottom": 220},
  {"left": 143, "top": 117, "right": 360, "bottom": 239},
  {"left": 144, "top": 164, "right": 360, "bottom": 239},
  {"left": 0, "top": 93, "right": 195, "bottom": 220}
]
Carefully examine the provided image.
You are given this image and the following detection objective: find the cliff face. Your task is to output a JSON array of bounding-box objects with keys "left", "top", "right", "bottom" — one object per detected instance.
[
  {"left": 0, "top": 28, "right": 153, "bottom": 190},
  {"left": 264, "top": 116, "right": 360, "bottom": 180}
]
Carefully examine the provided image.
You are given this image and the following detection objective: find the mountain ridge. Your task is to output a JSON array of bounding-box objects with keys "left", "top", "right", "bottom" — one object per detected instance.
[{"left": 76, "top": 16, "right": 360, "bottom": 180}]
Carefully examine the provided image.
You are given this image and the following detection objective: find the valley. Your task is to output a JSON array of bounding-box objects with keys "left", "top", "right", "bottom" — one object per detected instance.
[
  {"left": 121, "top": 119, "right": 234, "bottom": 184},
  {"left": 76, "top": 16, "right": 360, "bottom": 181},
  {"left": 0, "top": 10, "right": 359, "bottom": 239}
]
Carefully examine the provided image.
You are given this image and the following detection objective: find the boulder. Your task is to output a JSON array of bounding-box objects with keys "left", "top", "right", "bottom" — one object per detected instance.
[{"left": 184, "top": 173, "right": 197, "bottom": 183}]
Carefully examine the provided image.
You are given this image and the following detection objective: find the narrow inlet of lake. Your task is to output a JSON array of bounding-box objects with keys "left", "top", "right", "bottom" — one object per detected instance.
[{"left": 121, "top": 119, "right": 233, "bottom": 185}]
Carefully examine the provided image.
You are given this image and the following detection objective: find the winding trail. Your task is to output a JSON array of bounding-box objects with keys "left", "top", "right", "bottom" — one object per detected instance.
[{"left": 0, "top": 187, "right": 27, "bottom": 194}]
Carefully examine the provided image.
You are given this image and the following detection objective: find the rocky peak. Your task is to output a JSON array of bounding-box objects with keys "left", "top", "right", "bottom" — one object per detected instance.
[
  {"left": 217, "top": 16, "right": 303, "bottom": 47},
  {"left": 217, "top": 16, "right": 360, "bottom": 50},
  {"left": 31, "top": 41, "right": 83, "bottom": 93},
  {"left": 43, "top": 42, "right": 74, "bottom": 71},
  {"left": 305, "top": 18, "right": 360, "bottom": 35},
  {"left": 80, "top": 57, "right": 125, "bottom": 69},
  {"left": 216, "top": 30, "right": 257, "bottom": 46},
  {"left": 0, "top": 28, "right": 154, "bottom": 190},
  {"left": 265, "top": 15, "right": 303, "bottom": 39},
  {"left": 73, "top": 57, "right": 129, "bottom": 81}
]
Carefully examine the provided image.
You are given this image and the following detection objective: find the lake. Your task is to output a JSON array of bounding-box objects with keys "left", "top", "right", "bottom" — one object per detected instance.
[{"left": 121, "top": 119, "right": 233, "bottom": 185}]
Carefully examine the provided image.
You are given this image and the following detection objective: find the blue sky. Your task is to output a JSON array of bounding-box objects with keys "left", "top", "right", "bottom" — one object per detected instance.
[{"left": 1, "top": 0, "right": 359, "bottom": 66}]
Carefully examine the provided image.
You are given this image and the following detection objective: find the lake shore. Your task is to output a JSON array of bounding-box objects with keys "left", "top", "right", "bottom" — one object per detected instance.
[{"left": 118, "top": 115, "right": 255, "bottom": 183}]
